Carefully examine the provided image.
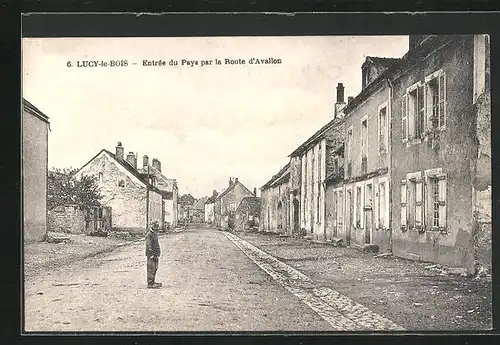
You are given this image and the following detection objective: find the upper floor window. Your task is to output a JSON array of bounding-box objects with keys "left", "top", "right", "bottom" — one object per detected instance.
[
  {"left": 378, "top": 104, "right": 388, "bottom": 154},
  {"left": 361, "top": 118, "right": 368, "bottom": 157},
  {"left": 118, "top": 179, "right": 125, "bottom": 187},
  {"left": 98, "top": 172, "right": 103, "bottom": 184},
  {"left": 402, "top": 69, "right": 447, "bottom": 144},
  {"left": 346, "top": 128, "right": 353, "bottom": 162}
]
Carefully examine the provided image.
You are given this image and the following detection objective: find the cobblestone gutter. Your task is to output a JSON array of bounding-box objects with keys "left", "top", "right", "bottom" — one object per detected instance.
[{"left": 224, "top": 232, "right": 404, "bottom": 331}]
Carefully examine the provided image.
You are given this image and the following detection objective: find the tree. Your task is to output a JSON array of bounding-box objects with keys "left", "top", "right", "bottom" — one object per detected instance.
[{"left": 47, "top": 167, "right": 102, "bottom": 210}]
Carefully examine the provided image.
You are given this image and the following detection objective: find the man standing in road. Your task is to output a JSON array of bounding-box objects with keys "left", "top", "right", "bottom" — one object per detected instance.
[{"left": 145, "top": 220, "right": 162, "bottom": 289}]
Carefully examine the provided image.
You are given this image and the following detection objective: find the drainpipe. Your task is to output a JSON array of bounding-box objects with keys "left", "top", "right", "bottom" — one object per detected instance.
[{"left": 386, "top": 77, "right": 394, "bottom": 252}]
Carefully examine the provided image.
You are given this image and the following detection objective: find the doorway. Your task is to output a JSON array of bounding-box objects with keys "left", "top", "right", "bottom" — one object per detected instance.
[
  {"left": 364, "top": 207, "right": 373, "bottom": 244},
  {"left": 347, "top": 190, "right": 353, "bottom": 246},
  {"left": 293, "top": 198, "right": 300, "bottom": 235}
]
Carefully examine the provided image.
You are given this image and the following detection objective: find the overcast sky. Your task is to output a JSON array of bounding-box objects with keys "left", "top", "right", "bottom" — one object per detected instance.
[{"left": 22, "top": 36, "right": 408, "bottom": 199}]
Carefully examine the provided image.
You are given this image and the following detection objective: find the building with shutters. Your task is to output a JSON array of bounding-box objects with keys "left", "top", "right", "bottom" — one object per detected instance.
[{"left": 390, "top": 35, "right": 490, "bottom": 270}]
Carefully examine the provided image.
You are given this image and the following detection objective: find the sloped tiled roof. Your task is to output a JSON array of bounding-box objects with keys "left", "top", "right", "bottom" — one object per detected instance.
[
  {"left": 23, "top": 98, "right": 50, "bottom": 124},
  {"left": 236, "top": 196, "right": 261, "bottom": 216},
  {"left": 216, "top": 180, "right": 253, "bottom": 201},
  {"left": 288, "top": 117, "right": 343, "bottom": 158},
  {"left": 261, "top": 163, "right": 290, "bottom": 190},
  {"left": 364, "top": 56, "right": 400, "bottom": 70},
  {"left": 193, "top": 197, "right": 209, "bottom": 210}
]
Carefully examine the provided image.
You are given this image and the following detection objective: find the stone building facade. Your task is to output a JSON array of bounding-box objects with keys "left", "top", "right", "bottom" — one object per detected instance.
[
  {"left": 260, "top": 164, "right": 291, "bottom": 234},
  {"left": 22, "top": 99, "right": 50, "bottom": 242},
  {"left": 215, "top": 178, "right": 255, "bottom": 229},
  {"left": 339, "top": 59, "right": 394, "bottom": 252},
  {"left": 234, "top": 196, "right": 260, "bottom": 232},
  {"left": 389, "top": 35, "right": 489, "bottom": 270},
  {"left": 73, "top": 142, "right": 164, "bottom": 234}
]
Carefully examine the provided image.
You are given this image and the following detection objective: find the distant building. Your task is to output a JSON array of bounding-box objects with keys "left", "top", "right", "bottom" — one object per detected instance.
[
  {"left": 214, "top": 177, "right": 254, "bottom": 229},
  {"left": 138, "top": 156, "right": 179, "bottom": 228},
  {"left": 73, "top": 142, "right": 164, "bottom": 234},
  {"left": 204, "top": 190, "right": 218, "bottom": 224},
  {"left": 235, "top": 196, "right": 260, "bottom": 231},
  {"left": 22, "top": 99, "right": 50, "bottom": 242},
  {"left": 192, "top": 196, "right": 209, "bottom": 223},
  {"left": 260, "top": 164, "right": 291, "bottom": 235}
]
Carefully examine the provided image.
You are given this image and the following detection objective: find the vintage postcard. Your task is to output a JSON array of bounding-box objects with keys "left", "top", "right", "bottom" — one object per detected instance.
[{"left": 21, "top": 17, "right": 492, "bottom": 333}]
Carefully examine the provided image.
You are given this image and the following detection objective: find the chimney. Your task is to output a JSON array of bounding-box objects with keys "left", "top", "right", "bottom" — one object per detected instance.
[
  {"left": 234, "top": 177, "right": 239, "bottom": 184},
  {"left": 115, "top": 142, "right": 124, "bottom": 161},
  {"left": 348, "top": 96, "right": 354, "bottom": 103},
  {"left": 334, "top": 83, "right": 347, "bottom": 119},
  {"left": 213, "top": 190, "right": 218, "bottom": 197},
  {"left": 253, "top": 187, "right": 257, "bottom": 196},
  {"left": 152, "top": 158, "right": 161, "bottom": 172},
  {"left": 126, "top": 152, "right": 137, "bottom": 169},
  {"left": 143, "top": 155, "right": 149, "bottom": 168},
  {"left": 336, "top": 83, "right": 345, "bottom": 104},
  {"left": 229, "top": 177, "right": 233, "bottom": 187}
]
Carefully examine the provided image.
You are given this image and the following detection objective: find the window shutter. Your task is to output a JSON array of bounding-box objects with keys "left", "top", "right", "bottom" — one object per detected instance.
[
  {"left": 400, "top": 182, "right": 407, "bottom": 230},
  {"left": 402, "top": 95, "right": 408, "bottom": 142},
  {"left": 418, "top": 84, "right": 425, "bottom": 138},
  {"left": 415, "top": 179, "right": 423, "bottom": 229},
  {"left": 374, "top": 183, "right": 379, "bottom": 229},
  {"left": 438, "top": 175, "right": 447, "bottom": 231},
  {"left": 439, "top": 72, "right": 446, "bottom": 128}
]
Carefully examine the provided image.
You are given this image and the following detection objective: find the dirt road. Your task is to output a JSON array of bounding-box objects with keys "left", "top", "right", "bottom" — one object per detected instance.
[{"left": 24, "top": 228, "right": 332, "bottom": 332}]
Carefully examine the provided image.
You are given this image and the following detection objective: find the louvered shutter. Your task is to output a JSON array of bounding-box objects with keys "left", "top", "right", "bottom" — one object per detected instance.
[
  {"left": 438, "top": 72, "right": 446, "bottom": 128},
  {"left": 402, "top": 95, "right": 408, "bottom": 142},
  {"left": 417, "top": 84, "right": 425, "bottom": 138},
  {"left": 438, "top": 175, "right": 447, "bottom": 231},
  {"left": 400, "top": 181, "right": 407, "bottom": 230},
  {"left": 415, "top": 179, "right": 423, "bottom": 229}
]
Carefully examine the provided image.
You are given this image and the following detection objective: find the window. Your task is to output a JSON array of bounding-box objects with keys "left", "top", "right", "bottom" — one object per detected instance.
[
  {"left": 229, "top": 203, "right": 237, "bottom": 211},
  {"left": 361, "top": 118, "right": 368, "bottom": 157},
  {"left": 365, "top": 183, "right": 373, "bottom": 207},
  {"left": 425, "top": 70, "right": 446, "bottom": 130},
  {"left": 378, "top": 182, "right": 386, "bottom": 228},
  {"left": 356, "top": 186, "right": 362, "bottom": 228},
  {"left": 404, "top": 83, "right": 425, "bottom": 141},
  {"left": 346, "top": 128, "right": 353, "bottom": 162},
  {"left": 98, "top": 172, "right": 103, "bottom": 184},
  {"left": 400, "top": 181, "right": 407, "bottom": 231},
  {"left": 118, "top": 179, "right": 125, "bottom": 187},
  {"left": 426, "top": 173, "right": 447, "bottom": 231},
  {"left": 378, "top": 105, "right": 387, "bottom": 153}
]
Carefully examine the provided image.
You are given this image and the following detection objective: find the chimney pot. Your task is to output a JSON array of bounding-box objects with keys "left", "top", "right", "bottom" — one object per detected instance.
[
  {"left": 235, "top": 177, "right": 239, "bottom": 184},
  {"left": 116, "top": 142, "right": 124, "bottom": 160},
  {"left": 143, "top": 155, "right": 149, "bottom": 168},
  {"left": 126, "top": 151, "right": 137, "bottom": 169},
  {"left": 253, "top": 187, "right": 257, "bottom": 196},
  {"left": 336, "top": 83, "right": 345, "bottom": 104}
]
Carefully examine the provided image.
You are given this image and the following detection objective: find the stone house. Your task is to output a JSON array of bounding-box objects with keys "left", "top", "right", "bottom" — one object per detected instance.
[
  {"left": 73, "top": 142, "right": 164, "bottom": 234},
  {"left": 192, "top": 196, "right": 209, "bottom": 223},
  {"left": 336, "top": 57, "right": 395, "bottom": 252},
  {"left": 390, "top": 35, "right": 491, "bottom": 270},
  {"left": 288, "top": 83, "right": 346, "bottom": 241},
  {"left": 214, "top": 177, "right": 255, "bottom": 229},
  {"left": 234, "top": 196, "right": 260, "bottom": 232},
  {"left": 48, "top": 204, "right": 112, "bottom": 234},
  {"left": 22, "top": 99, "right": 50, "bottom": 242},
  {"left": 260, "top": 163, "right": 291, "bottom": 235},
  {"left": 138, "top": 156, "right": 179, "bottom": 229},
  {"left": 204, "top": 190, "right": 218, "bottom": 224}
]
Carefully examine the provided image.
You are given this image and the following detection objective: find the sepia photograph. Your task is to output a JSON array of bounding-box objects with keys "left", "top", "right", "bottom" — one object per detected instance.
[{"left": 21, "top": 24, "right": 492, "bottom": 333}]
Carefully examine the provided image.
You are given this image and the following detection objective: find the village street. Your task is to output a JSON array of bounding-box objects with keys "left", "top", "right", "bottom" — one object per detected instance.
[
  {"left": 24, "top": 228, "right": 334, "bottom": 332},
  {"left": 24, "top": 227, "right": 491, "bottom": 332}
]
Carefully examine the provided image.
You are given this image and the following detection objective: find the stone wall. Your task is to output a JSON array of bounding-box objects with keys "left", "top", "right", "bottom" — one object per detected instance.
[
  {"left": 23, "top": 110, "right": 49, "bottom": 242},
  {"left": 48, "top": 205, "right": 86, "bottom": 234}
]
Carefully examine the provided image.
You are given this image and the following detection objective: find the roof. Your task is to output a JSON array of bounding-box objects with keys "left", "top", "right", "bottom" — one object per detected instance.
[
  {"left": 236, "top": 196, "right": 261, "bottom": 215},
  {"left": 23, "top": 98, "right": 50, "bottom": 124},
  {"left": 261, "top": 163, "right": 290, "bottom": 190},
  {"left": 205, "top": 193, "right": 218, "bottom": 204},
  {"left": 138, "top": 165, "right": 177, "bottom": 192},
  {"left": 363, "top": 56, "right": 400, "bottom": 70},
  {"left": 193, "top": 197, "right": 209, "bottom": 210},
  {"left": 289, "top": 117, "right": 343, "bottom": 157},
  {"left": 216, "top": 180, "right": 253, "bottom": 201},
  {"left": 74, "top": 149, "right": 162, "bottom": 193}
]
